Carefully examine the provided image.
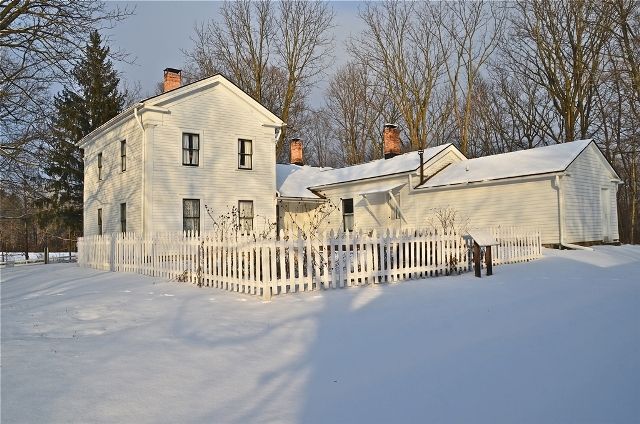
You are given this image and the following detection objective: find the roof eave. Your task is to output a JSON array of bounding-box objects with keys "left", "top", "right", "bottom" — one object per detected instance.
[
  {"left": 277, "top": 196, "right": 327, "bottom": 203},
  {"left": 415, "top": 171, "right": 565, "bottom": 191}
]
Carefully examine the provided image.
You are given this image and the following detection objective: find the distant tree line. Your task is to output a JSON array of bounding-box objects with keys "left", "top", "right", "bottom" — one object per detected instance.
[
  {"left": 0, "top": 0, "right": 131, "bottom": 256},
  {"left": 1, "top": 0, "right": 638, "bottom": 252}
]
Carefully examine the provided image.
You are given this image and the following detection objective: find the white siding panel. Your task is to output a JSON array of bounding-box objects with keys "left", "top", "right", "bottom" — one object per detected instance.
[
  {"left": 278, "top": 149, "right": 465, "bottom": 234},
  {"left": 149, "top": 84, "right": 276, "bottom": 233},
  {"left": 307, "top": 175, "right": 411, "bottom": 233},
  {"left": 409, "top": 178, "right": 560, "bottom": 244},
  {"left": 563, "top": 144, "right": 619, "bottom": 242},
  {"left": 83, "top": 118, "right": 143, "bottom": 236}
]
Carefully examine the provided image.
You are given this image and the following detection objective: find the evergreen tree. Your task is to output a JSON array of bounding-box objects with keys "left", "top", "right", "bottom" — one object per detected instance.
[{"left": 41, "top": 31, "right": 125, "bottom": 236}]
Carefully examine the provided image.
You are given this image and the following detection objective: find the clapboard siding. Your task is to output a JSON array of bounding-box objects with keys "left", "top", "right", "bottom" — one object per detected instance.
[
  {"left": 83, "top": 118, "right": 143, "bottom": 236},
  {"left": 278, "top": 147, "right": 467, "bottom": 234},
  {"left": 318, "top": 174, "right": 410, "bottom": 233},
  {"left": 148, "top": 83, "right": 276, "bottom": 233},
  {"left": 409, "top": 178, "right": 560, "bottom": 244},
  {"left": 563, "top": 143, "right": 619, "bottom": 242},
  {"left": 277, "top": 200, "right": 324, "bottom": 234}
]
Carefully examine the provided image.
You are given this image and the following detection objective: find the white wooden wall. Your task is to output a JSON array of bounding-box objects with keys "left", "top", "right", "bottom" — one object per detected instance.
[
  {"left": 409, "top": 178, "right": 561, "bottom": 244},
  {"left": 279, "top": 149, "right": 467, "bottom": 235},
  {"left": 146, "top": 83, "right": 277, "bottom": 234},
  {"left": 83, "top": 118, "right": 143, "bottom": 236},
  {"left": 563, "top": 143, "right": 620, "bottom": 243},
  {"left": 82, "top": 80, "right": 279, "bottom": 238}
]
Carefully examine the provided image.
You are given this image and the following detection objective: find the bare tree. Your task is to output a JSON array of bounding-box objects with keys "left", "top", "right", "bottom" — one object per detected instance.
[
  {"left": 297, "top": 109, "right": 341, "bottom": 168},
  {"left": 183, "top": 0, "right": 334, "bottom": 159},
  {"left": 0, "top": 0, "right": 132, "bottom": 166},
  {"left": 591, "top": 0, "right": 640, "bottom": 244},
  {"left": 508, "top": 0, "right": 615, "bottom": 143},
  {"left": 436, "top": 1, "right": 507, "bottom": 156},
  {"left": 276, "top": 0, "right": 334, "bottom": 152},
  {"left": 324, "top": 61, "right": 385, "bottom": 165},
  {"left": 349, "top": 1, "right": 448, "bottom": 150},
  {"left": 183, "top": 1, "right": 274, "bottom": 101},
  {"left": 608, "top": 0, "right": 640, "bottom": 110}
]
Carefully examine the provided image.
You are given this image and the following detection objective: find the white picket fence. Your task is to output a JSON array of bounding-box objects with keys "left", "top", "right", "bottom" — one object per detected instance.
[{"left": 78, "top": 227, "right": 541, "bottom": 298}]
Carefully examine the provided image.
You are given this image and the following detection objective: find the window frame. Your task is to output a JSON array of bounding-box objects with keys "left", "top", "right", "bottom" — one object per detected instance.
[
  {"left": 238, "top": 200, "right": 254, "bottom": 233},
  {"left": 97, "top": 208, "right": 103, "bottom": 235},
  {"left": 182, "top": 132, "right": 200, "bottom": 167},
  {"left": 342, "top": 198, "right": 354, "bottom": 232},
  {"left": 120, "top": 140, "right": 126, "bottom": 172},
  {"left": 238, "top": 138, "right": 253, "bottom": 170},
  {"left": 120, "top": 203, "right": 126, "bottom": 233},
  {"left": 97, "top": 152, "right": 103, "bottom": 180},
  {"left": 182, "top": 199, "right": 201, "bottom": 234}
]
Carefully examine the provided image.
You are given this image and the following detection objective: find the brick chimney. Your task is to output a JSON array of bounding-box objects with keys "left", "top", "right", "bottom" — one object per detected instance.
[
  {"left": 290, "top": 138, "right": 304, "bottom": 166},
  {"left": 383, "top": 123, "right": 401, "bottom": 159},
  {"left": 163, "top": 68, "right": 182, "bottom": 92}
]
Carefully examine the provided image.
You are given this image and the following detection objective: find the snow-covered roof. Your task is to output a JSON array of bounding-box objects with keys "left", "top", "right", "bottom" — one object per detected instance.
[
  {"left": 312, "top": 144, "right": 451, "bottom": 188},
  {"left": 276, "top": 164, "right": 332, "bottom": 199},
  {"left": 418, "top": 139, "right": 593, "bottom": 189},
  {"left": 276, "top": 144, "right": 451, "bottom": 199}
]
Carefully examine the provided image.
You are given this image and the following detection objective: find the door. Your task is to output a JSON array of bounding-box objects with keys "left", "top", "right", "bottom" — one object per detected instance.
[{"left": 600, "top": 187, "right": 611, "bottom": 242}]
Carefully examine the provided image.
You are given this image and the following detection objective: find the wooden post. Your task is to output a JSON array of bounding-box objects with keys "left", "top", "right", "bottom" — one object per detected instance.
[
  {"left": 485, "top": 245, "right": 493, "bottom": 276},
  {"left": 473, "top": 242, "right": 481, "bottom": 278}
]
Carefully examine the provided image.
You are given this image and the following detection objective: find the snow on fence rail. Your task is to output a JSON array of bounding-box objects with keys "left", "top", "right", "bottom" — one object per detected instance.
[{"left": 78, "top": 227, "right": 541, "bottom": 298}]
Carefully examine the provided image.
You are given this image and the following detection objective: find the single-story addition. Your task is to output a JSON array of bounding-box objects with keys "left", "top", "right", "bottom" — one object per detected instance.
[
  {"left": 412, "top": 139, "right": 622, "bottom": 246},
  {"left": 275, "top": 124, "right": 466, "bottom": 235},
  {"left": 277, "top": 129, "right": 622, "bottom": 246},
  {"left": 78, "top": 69, "right": 284, "bottom": 237}
]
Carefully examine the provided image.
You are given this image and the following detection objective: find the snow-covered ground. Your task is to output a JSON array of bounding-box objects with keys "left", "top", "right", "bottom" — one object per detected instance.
[
  {"left": 1, "top": 252, "right": 77, "bottom": 266},
  {"left": 2, "top": 246, "right": 639, "bottom": 423}
]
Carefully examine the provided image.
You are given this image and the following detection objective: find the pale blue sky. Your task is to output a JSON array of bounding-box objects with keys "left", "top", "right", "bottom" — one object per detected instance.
[{"left": 106, "top": 1, "right": 365, "bottom": 105}]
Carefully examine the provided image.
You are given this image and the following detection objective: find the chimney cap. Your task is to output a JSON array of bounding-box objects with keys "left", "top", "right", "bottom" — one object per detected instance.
[
  {"left": 384, "top": 123, "right": 398, "bottom": 129},
  {"left": 164, "top": 67, "right": 182, "bottom": 74}
]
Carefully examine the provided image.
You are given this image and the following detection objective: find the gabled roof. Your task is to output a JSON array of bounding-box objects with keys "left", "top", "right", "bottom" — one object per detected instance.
[
  {"left": 417, "top": 139, "right": 600, "bottom": 189},
  {"left": 78, "top": 73, "right": 284, "bottom": 148},
  {"left": 276, "top": 144, "right": 454, "bottom": 199}
]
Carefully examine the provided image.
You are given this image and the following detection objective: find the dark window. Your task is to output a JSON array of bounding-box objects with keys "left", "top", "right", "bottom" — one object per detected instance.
[
  {"left": 238, "top": 139, "right": 252, "bottom": 169},
  {"left": 120, "top": 203, "right": 126, "bottom": 233},
  {"left": 342, "top": 198, "right": 354, "bottom": 232},
  {"left": 97, "top": 208, "right": 103, "bottom": 235},
  {"left": 238, "top": 200, "right": 254, "bottom": 233},
  {"left": 183, "top": 199, "right": 200, "bottom": 234},
  {"left": 120, "top": 140, "right": 126, "bottom": 172},
  {"left": 182, "top": 133, "right": 199, "bottom": 166},
  {"left": 97, "top": 153, "right": 102, "bottom": 180}
]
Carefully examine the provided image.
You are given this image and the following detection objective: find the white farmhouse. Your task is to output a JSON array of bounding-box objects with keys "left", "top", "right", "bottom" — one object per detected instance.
[
  {"left": 78, "top": 69, "right": 620, "bottom": 247},
  {"left": 78, "top": 70, "right": 284, "bottom": 237},
  {"left": 277, "top": 126, "right": 622, "bottom": 246}
]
